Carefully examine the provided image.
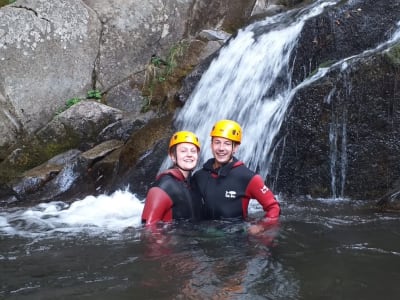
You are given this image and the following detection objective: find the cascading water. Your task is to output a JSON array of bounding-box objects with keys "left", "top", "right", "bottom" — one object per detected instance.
[
  {"left": 166, "top": 1, "right": 340, "bottom": 180},
  {"left": 314, "top": 24, "right": 400, "bottom": 199},
  {"left": 327, "top": 102, "right": 348, "bottom": 200},
  {"left": 326, "top": 65, "right": 350, "bottom": 200}
]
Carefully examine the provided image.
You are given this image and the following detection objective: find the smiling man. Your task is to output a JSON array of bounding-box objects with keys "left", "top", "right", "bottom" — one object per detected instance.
[{"left": 192, "top": 119, "right": 280, "bottom": 234}]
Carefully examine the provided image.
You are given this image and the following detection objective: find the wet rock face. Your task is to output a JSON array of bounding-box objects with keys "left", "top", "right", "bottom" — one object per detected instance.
[
  {"left": 271, "top": 55, "right": 400, "bottom": 200},
  {"left": 113, "top": 115, "right": 174, "bottom": 198},
  {"left": 267, "top": 0, "right": 400, "bottom": 200},
  {"left": 291, "top": 0, "right": 400, "bottom": 84}
]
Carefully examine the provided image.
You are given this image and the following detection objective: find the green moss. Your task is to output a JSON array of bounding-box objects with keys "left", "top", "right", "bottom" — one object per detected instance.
[
  {"left": 87, "top": 89, "right": 102, "bottom": 100},
  {"left": 118, "top": 114, "right": 173, "bottom": 175},
  {"left": 142, "top": 41, "right": 189, "bottom": 110},
  {"left": 385, "top": 43, "right": 400, "bottom": 67},
  {"left": 308, "top": 59, "right": 337, "bottom": 77},
  {"left": 0, "top": 0, "right": 15, "bottom": 8},
  {"left": 0, "top": 126, "right": 82, "bottom": 184}
]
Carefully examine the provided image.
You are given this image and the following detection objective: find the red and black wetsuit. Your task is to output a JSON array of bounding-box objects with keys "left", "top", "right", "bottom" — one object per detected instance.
[
  {"left": 192, "top": 157, "right": 280, "bottom": 220},
  {"left": 141, "top": 168, "right": 202, "bottom": 226}
]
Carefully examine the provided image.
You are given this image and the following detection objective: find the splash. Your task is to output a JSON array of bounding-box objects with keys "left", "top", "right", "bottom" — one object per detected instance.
[{"left": 0, "top": 190, "right": 144, "bottom": 238}]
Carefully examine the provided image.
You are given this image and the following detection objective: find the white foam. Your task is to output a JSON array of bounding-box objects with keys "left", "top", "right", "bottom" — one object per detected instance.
[{"left": 0, "top": 190, "right": 144, "bottom": 238}]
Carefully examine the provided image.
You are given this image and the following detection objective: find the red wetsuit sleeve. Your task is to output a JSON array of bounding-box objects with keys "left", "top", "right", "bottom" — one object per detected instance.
[
  {"left": 141, "top": 187, "right": 173, "bottom": 226},
  {"left": 246, "top": 175, "right": 281, "bottom": 219}
]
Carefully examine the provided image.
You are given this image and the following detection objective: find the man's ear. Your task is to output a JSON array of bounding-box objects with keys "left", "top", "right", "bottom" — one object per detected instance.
[
  {"left": 233, "top": 143, "right": 240, "bottom": 154},
  {"left": 169, "top": 153, "right": 176, "bottom": 163}
]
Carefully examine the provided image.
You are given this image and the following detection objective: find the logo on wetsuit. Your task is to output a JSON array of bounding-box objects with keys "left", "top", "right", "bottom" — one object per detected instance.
[
  {"left": 225, "top": 190, "right": 237, "bottom": 198},
  {"left": 261, "top": 185, "right": 269, "bottom": 194}
]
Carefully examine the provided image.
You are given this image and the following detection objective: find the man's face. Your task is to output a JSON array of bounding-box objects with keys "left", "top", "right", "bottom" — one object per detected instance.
[{"left": 211, "top": 137, "right": 239, "bottom": 167}]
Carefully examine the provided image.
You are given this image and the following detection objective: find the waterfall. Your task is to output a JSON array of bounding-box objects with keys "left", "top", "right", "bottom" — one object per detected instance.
[
  {"left": 162, "top": 2, "right": 400, "bottom": 198},
  {"left": 164, "top": 0, "right": 339, "bottom": 179},
  {"left": 327, "top": 92, "right": 348, "bottom": 200}
]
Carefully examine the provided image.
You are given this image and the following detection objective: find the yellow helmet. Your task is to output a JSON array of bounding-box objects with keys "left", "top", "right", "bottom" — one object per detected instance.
[
  {"left": 169, "top": 131, "right": 201, "bottom": 150},
  {"left": 210, "top": 119, "right": 242, "bottom": 144}
]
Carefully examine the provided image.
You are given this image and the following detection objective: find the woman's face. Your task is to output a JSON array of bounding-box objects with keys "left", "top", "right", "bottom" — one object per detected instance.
[{"left": 172, "top": 142, "right": 199, "bottom": 171}]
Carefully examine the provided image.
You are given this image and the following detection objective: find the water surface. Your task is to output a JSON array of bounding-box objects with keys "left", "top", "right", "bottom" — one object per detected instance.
[{"left": 1, "top": 193, "right": 399, "bottom": 300}]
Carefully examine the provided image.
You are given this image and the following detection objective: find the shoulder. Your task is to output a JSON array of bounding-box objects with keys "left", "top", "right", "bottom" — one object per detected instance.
[
  {"left": 156, "top": 168, "right": 185, "bottom": 182},
  {"left": 248, "top": 174, "right": 265, "bottom": 187},
  {"left": 146, "top": 186, "right": 170, "bottom": 200},
  {"left": 232, "top": 162, "right": 255, "bottom": 178}
]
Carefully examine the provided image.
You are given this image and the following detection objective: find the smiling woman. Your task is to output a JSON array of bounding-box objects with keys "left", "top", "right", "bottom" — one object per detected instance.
[{"left": 141, "top": 131, "right": 203, "bottom": 228}]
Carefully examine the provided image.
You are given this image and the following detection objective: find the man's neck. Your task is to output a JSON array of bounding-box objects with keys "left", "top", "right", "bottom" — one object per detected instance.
[{"left": 212, "top": 158, "right": 233, "bottom": 170}]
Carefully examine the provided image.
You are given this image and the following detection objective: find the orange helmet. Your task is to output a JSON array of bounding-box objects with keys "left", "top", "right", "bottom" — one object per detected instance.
[
  {"left": 169, "top": 131, "right": 201, "bottom": 151},
  {"left": 210, "top": 119, "right": 242, "bottom": 144}
]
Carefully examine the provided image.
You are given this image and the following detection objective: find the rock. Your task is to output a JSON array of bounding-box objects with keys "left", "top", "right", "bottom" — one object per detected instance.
[
  {"left": 81, "top": 139, "right": 124, "bottom": 162},
  {"left": 9, "top": 140, "right": 124, "bottom": 205},
  {"left": 0, "top": 0, "right": 101, "bottom": 148},
  {"left": 8, "top": 149, "right": 81, "bottom": 204},
  {"left": 268, "top": 0, "right": 400, "bottom": 200},
  {"left": 0, "top": 101, "right": 123, "bottom": 186},
  {"left": 198, "top": 29, "right": 231, "bottom": 42}
]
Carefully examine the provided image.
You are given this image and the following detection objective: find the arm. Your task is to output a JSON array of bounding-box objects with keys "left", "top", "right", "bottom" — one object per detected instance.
[
  {"left": 141, "top": 187, "right": 174, "bottom": 227},
  {"left": 246, "top": 175, "right": 280, "bottom": 235},
  {"left": 247, "top": 174, "right": 280, "bottom": 219}
]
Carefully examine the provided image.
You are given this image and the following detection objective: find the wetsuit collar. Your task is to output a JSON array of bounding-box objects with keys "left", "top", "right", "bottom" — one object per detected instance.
[
  {"left": 203, "top": 157, "right": 243, "bottom": 177},
  {"left": 156, "top": 168, "right": 187, "bottom": 181}
]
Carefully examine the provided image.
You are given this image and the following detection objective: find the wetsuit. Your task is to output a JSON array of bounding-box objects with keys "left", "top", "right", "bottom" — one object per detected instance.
[
  {"left": 192, "top": 157, "right": 280, "bottom": 220},
  {"left": 141, "top": 168, "right": 202, "bottom": 226}
]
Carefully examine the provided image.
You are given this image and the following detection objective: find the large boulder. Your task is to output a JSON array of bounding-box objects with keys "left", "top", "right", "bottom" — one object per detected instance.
[
  {"left": 0, "top": 0, "right": 101, "bottom": 151},
  {"left": 0, "top": 100, "right": 125, "bottom": 183}
]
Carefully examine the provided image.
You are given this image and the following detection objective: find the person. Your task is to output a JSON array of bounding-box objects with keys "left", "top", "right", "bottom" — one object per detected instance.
[
  {"left": 192, "top": 119, "right": 280, "bottom": 234},
  {"left": 141, "top": 131, "right": 202, "bottom": 228}
]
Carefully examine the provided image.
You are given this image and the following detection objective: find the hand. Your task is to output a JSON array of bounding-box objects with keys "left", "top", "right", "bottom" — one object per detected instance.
[
  {"left": 247, "top": 224, "right": 264, "bottom": 235},
  {"left": 247, "top": 217, "right": 279, "bottom": 235}
]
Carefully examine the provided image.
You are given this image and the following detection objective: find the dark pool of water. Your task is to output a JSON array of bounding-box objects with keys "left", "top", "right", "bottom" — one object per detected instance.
[{"left": 1, "top": 198, "right": 400, "bottom": 300}]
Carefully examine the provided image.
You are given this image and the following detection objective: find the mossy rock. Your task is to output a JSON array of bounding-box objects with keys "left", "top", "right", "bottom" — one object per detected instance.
[{"left": 385, "top": 43, "right": 400, "bottom": 67}]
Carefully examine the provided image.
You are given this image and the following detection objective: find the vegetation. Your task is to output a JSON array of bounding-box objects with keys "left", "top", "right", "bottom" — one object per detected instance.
[
  {"left": 57, "top": 89, "right": 102, "bottom": 114},
  {"left": 308, "top": 59, "right": 337, "bottom": 77},
  {"left": 0, "top": 0, "right": 16, "bottom": 8},
  {"left": 385, "top": 44, "right": 400, "bottom": 67},
  {"left": 87, "top": 89, "right": 102, "bottom": 100},
  {"left": 66, "top": 97, "right": 81, "bottom": 109},
  {"left": 141, "top": 41, "right": 189, "bottom": 112}
]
